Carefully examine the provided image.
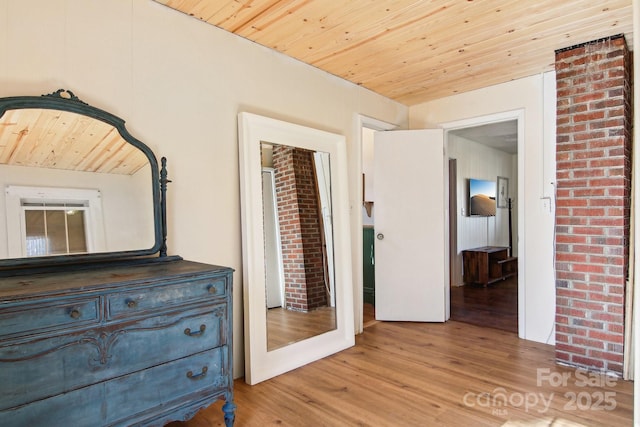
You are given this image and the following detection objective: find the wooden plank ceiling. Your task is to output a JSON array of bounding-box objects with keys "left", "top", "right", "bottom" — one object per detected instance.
[
  {"left": 0, "top": 109, "right": 148, "bottom": 175},
  {"left": 155, "top": 0, "right": 633, "bottom": 106}
]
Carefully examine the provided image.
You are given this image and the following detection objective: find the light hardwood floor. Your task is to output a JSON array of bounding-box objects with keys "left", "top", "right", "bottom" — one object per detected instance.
[{"left": 168, "top": 319, "right": 633, "bottom": 426}]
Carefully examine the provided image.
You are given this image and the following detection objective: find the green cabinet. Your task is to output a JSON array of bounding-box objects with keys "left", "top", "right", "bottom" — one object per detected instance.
[{"left": 363, "top": 226, "right": 375, "bottom": 305}]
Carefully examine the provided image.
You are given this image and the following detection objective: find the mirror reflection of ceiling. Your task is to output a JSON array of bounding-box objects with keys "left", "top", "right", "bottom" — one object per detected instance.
[
  {"left": 449, "top": 120, "right": 517, "bottom": 154},
  {"left": 0, "top": 109, "right": 148, "bottom": 175}
]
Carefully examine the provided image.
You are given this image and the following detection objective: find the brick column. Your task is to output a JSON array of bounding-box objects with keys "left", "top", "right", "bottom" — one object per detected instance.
[
  {"left": 273, "top": 145, "right": 327, "bottom": 312},
  {"left": 554, "top": 34, "right": 632, "bottom": 374}
]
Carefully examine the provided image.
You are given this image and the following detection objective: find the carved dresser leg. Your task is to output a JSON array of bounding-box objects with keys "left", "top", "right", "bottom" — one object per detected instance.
[{"left": 222, "top": 400, "right": 236, "bottom": 426}]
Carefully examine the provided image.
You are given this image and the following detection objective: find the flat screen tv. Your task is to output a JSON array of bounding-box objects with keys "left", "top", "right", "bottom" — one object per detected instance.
[{"left": 468, "top": 178, "right": 496, "bottom": 216}]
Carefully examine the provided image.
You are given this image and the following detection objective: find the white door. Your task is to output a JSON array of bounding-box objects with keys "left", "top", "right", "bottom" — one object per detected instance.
[
  {"left": 261, "top": 169, "right": 284, "bottom": 309},
  {"left": 374, "top": 129, "right": 447, "bottom": 322},
  {"left": 314, "top": 151, "right": 335, "bottom": 307}
]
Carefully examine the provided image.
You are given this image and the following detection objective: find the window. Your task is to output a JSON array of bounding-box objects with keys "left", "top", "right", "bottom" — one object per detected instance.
[
  {"left": 5, "top": 186, "right": 105, "bottom": 258},
  {"left": 23, "top": 202, "right": 88, "bottom": 256}
]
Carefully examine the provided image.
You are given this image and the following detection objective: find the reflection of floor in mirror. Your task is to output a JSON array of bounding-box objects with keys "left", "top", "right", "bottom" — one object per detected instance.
[{"left": 266, "top": 306, "right": 336, "bottom": 351}]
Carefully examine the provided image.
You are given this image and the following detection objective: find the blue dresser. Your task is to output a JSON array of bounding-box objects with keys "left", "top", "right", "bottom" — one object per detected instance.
[{"left": 0, "top": 259, "right": 235, "bottom": 426}]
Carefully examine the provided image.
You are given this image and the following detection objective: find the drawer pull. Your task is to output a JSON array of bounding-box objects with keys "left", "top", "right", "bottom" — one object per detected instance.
[
  {"left": 69, "top": 309, "right": 81, "bottom": 319},
  {"left": 186, "top": 366, "right": 208, "bottom": 380},
  {"left": 126, "top": 299, "right": 138, "bottom": 309},
  {"left": 208, "top": 285, "right": 219, "bottom": 295},
  {"left": 184, "top": 324, "right": 206, "bottom": 337}
]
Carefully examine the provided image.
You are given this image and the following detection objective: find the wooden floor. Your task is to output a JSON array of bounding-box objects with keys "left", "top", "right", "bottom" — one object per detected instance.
[
  {"left": 450, "top": 275, "right": 518, "bottom": 333},
  {"left": 168, "top": 316, "right": 632, "bottom": 427}
]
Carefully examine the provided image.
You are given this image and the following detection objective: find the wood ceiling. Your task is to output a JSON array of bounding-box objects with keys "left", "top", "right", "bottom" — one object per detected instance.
[{"left": 155, "top": 0, "right": 633, "bottom": 106}]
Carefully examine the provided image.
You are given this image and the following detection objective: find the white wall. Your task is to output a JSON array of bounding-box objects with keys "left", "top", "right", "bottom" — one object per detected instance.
[
  {"left": 409, "top": 72, "right": 557, "bottom": 344},
  {"left": 0, "top": 0, "right": 408, "bottom": 377},
  {"left": 448, "top": 134, "right": 517, "bottom": 286}
]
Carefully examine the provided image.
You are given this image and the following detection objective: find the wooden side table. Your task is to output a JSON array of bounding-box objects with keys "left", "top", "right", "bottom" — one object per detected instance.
[{"left": 462, "top": 246, "right": 517, "bottom": 286}]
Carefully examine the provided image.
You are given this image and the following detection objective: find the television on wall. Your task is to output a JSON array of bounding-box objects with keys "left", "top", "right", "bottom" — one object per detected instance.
[{"left": 468, "top": 178, "right": 496, "bottom": 216}]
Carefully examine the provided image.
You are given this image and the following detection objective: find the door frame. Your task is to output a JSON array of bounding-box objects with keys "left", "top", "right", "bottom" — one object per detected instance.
[
  {"left": 354, "top": 115, "right": 397, "bottom": 333},
  {"left": 356, "top": 110, "right": 524, "bottom": 337},
  {"left": 441, "top": 109, "right": 525, "bottom": 338},
  {"left": 448, "top": 158, "right": 458, "bottom": 288}
]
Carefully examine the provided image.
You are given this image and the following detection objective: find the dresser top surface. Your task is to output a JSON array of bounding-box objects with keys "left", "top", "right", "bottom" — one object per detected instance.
[{"left": 0, "top": 259, "right": 233, "bottom": 301}]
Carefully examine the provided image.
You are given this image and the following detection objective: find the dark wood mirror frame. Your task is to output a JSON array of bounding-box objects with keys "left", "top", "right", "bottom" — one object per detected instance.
[{"left": 0, "top": 89, "right": 168, "bottom": 271}]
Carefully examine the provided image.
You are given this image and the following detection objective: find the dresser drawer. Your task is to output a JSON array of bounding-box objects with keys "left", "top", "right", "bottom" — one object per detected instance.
[
  {"left": 107, "top": 276, "right": 227, "bottom": 319},
  {"left": 0, "top": 305, "right": 225, "bottom": 411},
  {"left": 0, "top": 347, "right": 226, "bottom": 427},
  {"left": 107, "top": 347, "right": 227, "bottom": 426},
  {"left": 108, "top": 304, "right": 227, "bottom": 373},
  {"left": 0, "top": 297, "right": 99, "bottom": 338}
]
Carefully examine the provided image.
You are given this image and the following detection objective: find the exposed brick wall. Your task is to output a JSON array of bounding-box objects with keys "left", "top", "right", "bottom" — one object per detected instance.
[
  {"left": 273, "top": 145, "right": 327, "bottom": 312},
  {"left": 554, "top": 35, "right": 632, "bottom": 375}
]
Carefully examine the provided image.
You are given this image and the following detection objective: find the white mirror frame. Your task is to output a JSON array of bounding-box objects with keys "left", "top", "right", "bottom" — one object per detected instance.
[{"left": 238, "top": 112, "right": 355, "bottom": 385}]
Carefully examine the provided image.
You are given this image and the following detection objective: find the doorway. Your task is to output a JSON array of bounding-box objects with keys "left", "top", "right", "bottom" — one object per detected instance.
[
  {"left": 359, "top": 114, "right": 521, "bottom": 332},
  {"left": 359, "top": 118, "right": 396, "bottom": 328},
  {"left": 446, "top": 119, "right": 519, "bottom": 333}
]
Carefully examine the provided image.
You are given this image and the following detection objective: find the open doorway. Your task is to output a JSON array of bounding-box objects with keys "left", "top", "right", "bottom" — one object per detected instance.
[
  {"left": 446, "top": 120, "right": 519, "bottom": 333},
  {"left": 360, "top": 124, "right": 388, "bottom": 327},
  {"left": 362, "top": 127, "right": 376, "bottom": 312},
  {"left": 358, "top": 114, "right": 521, "bottom": 332}
]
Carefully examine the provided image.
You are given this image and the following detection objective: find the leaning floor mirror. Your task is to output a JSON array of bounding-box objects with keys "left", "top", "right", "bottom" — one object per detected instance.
[{"left": 238, "top": 112, "right": 355, "bottom": 385}]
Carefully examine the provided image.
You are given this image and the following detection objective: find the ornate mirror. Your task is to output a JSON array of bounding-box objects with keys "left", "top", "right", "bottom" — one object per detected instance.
[
  {"left": 0, "top": 90, "right": 165, "bottom": 269},
  {"left": 238, "top": 112, "right": 354, "bottom": 385}
]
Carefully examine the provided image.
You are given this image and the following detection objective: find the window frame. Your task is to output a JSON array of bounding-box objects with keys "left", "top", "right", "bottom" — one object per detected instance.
[{"left": 5, "top": 185, "right": 106, "bottom": 258}]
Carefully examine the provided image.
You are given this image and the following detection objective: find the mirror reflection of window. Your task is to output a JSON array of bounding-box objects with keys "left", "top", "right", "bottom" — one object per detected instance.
[
  {"left": 23, "top": 203, "right": 88, "bottom": 256},
  {"left": 5, "top": 186, "right": 105, "bottom": 258}
]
